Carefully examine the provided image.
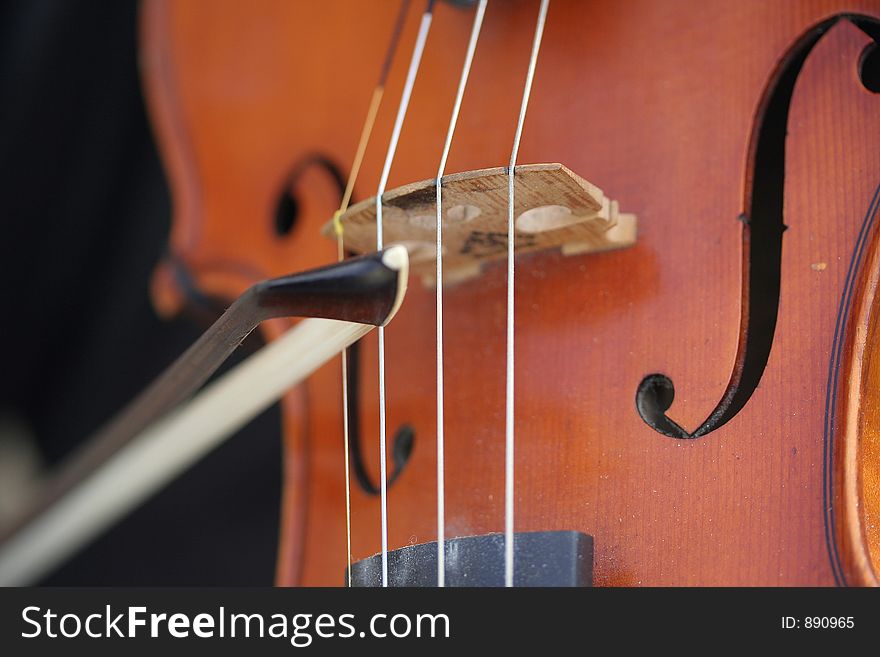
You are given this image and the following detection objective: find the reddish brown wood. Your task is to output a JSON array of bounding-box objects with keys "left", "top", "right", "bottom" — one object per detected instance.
[
  {"left": 140, "top": 0, "right": 880, "bottom": 585},
  {"left": 834, "top": 186, "right": 880, "bottom": 587}
]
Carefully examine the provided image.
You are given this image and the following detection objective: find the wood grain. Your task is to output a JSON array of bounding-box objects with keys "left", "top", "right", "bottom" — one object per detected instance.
[
  {"left": 323, "top": 163, "right": 636, "bottom": 284},
  {"left": 140, "top": 0, "right": 880, "bottom": 586}
]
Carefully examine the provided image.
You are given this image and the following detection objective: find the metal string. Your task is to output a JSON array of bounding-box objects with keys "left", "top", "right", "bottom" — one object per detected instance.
[
  {"left": 435, "top": 0, "right": 487, "bottom": 588},
  {"left": 332, "top": 0, "right": 411, "bottom": 587},
  {"left": 375, "top": 0, "right": 436, "bottom": 587},
  {"left": 505, "top": 0, "right": 549, "bottom": 589}
]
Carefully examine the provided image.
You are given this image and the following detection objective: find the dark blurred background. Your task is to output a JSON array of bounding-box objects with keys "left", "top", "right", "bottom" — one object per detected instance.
[{"left": 0, "top": 0, "right": 281, "bottom": 584}]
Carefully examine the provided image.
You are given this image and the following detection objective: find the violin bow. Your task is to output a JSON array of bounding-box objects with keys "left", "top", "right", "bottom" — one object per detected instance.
[{"left": 0, "top": 246, "right": 409, "bottom": 585}]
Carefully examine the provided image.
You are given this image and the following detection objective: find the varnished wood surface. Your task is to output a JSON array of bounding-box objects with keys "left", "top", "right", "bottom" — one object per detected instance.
[
  {"left": 836, "top": 185, "right": 880, "bottom": 586},
  {"left": 141, "top": 0, "right": 880, "bottom": 585}
]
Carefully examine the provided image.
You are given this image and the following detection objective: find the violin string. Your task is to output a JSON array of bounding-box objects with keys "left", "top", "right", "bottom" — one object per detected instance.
[
  {"left": 375, "top": 0, "right": 436, "bottom": 587},
  {"left": 505, "top": 0, "right": 549, "bottom": 589},
  {"left": 434, "top": 0, "right": 487, "bottom": 588},
  {"left": 332, "top": 0, "right": 411, "bottom": 588}
]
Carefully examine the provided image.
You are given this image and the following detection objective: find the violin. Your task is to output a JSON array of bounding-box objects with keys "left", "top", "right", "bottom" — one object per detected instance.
[{"left": 4, "top": 0, "right": 880, "bottom": 587}]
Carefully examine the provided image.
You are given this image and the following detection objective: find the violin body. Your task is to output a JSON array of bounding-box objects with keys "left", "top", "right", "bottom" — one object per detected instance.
[{"left": 141, "top": 0, "right": 880, "bottom": 585}]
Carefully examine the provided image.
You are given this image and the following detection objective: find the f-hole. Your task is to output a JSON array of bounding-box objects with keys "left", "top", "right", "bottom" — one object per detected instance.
[
  {"left": 636, "top": 15, "right": 880, "bottom": 439},
  {"left": 346, "top": 340, "right": 414, "bottom": 495},
  {"left": 276, "top": 154, "right": 415, "bottom": 488},
  {"left": 274, "top": 154, "right": 346, "bottom": 237}
]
